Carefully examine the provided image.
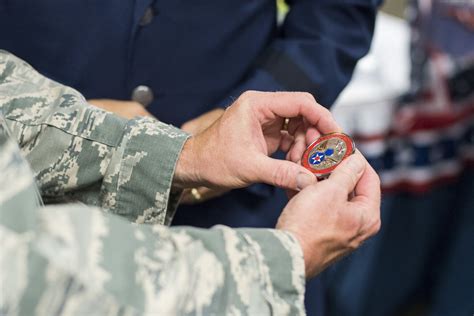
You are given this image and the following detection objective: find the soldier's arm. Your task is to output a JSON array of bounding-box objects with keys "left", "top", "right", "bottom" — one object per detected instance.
[
  {"left": 0, "top": 127, "right": 305, "bottom": 315},
  {"left": 1, "top": 123, "right": 381, "bottom": 315},
  {"left": 1, "top": 77, "right": 382, "bottom": 315},
  {"left": 28, "top": 206, "right": 306, "bottom": 315},
  {"left": 0, "top": 50, "right": 381, "bottom": 315},
  {"left": 0, "top": 50, "right": 188, "bottom": 225},
  {"left": 2, "top": 205, "right": 306, "bottom": 315}
]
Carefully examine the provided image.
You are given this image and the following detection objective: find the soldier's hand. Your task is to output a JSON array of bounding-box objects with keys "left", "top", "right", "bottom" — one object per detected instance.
[
  {"left": 180, "top": 108, "right": 228, "bottom": 204},
  {"left": 276, "top": 151, "right": 381, "bottom": 278},
  {"left": 88, "top": 99, "right": 153, "bottom": 119},
  {"left": 173, "top": 91, "right": 341, "bottom": 191}
]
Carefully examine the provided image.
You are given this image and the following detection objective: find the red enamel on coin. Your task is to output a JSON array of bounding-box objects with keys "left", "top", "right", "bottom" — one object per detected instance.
[{"left": 302, "top": 132, "right": 355, "bottom": 178}]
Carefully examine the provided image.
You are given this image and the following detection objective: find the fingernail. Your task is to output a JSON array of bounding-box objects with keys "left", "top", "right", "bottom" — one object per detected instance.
[{"left": 296, "top": 173, "right": 315, "bottom": 190}]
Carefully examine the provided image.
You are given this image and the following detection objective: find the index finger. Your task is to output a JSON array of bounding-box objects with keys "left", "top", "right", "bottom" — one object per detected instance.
[{"left": 252, "top": 91, "right": 342, "bottom": 134}]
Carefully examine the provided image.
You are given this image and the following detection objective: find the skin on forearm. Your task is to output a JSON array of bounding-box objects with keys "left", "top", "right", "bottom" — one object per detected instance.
[
  {"left": 173, "top": 138, "right": 196, "bottom": 189},
  {"left": 172, "top": 136, "right": 203, "bottom": 189},
  {"left": 178, "top": 108, "right": 228, "bottom": 204},
  {"left": 172, "top": 117, "right": 226, "bottom": 190}
]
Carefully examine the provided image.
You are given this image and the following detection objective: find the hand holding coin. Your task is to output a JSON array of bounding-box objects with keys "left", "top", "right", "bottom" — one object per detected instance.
[{"left": 173, "top": 91, "right": 341, "bottom": 192}]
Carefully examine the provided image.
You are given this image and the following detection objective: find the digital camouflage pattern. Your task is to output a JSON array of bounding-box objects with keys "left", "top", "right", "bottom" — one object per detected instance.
[
  {"left": 0, "top": 49, "right": 189, "bottom": 225},
  {"left": 0, "top": 50, "right": 306, "bottom": 315}
]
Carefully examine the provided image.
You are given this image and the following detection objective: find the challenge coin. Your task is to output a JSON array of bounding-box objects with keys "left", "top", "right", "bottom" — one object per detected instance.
[{"left": 302, "top": 132, "right": 355, "bottom": 178}]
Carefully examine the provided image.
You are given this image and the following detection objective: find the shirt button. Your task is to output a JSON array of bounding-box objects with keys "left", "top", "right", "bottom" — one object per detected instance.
[
  {"left": 132, "top": 85, "right": 154, "bottom": 107},
  {"left": 139, "top": 7, "right": 155, "bottom": 26}
]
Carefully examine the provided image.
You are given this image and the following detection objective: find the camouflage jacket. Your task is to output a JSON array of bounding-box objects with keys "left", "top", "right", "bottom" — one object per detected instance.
[{"left": 0, "top": 50, "right": 306, "bottom": 315}]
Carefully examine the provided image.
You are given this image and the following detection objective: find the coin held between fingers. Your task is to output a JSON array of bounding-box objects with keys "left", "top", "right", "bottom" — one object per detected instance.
[{"left": 302, "top": 132, "right": 356, "bottom": 179}]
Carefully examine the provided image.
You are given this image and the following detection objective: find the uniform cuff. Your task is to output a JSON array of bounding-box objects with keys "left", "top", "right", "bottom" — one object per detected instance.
[{"left": 109, "top": 117, "right": 189, "bottom": 224}]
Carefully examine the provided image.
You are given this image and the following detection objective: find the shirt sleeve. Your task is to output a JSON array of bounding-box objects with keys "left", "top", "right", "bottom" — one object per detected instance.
[
  {"left": 0, "top": 49, "right": 188, "bottom": 225},
  {"left": 217, "top": 0, "right": 381, "bottom": 108},
  {"left": 2, "top": 207, "right": 306, "bottom": 316},
  {"left": 0, "top": 126, "right": 306, "bottom": 316}
]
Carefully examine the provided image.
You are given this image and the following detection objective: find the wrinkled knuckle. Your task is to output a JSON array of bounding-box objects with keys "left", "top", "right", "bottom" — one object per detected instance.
[
  {"left": 371, "top": 218, "right": 382, "bottom": 235},
  {"left": 347, "top": 239, "right": 361, "bottom": 251},
  {"left": 375, "top": 219, "right": 382, "bottom": 233},
  {"left": 350, "top": 219, "right": 362, "bottom": 236},
  {"left": 374, "top": 206, "right": 382, "bottom": 226},
  {"left": 301, "top": 92, "right": 316, "bottom": 103},
  {"left": 238, "top": 91, "right": 254, "bottom": 108},
  {"left": 240, "top": 90, "right": 250, "bottom": 98},
  {"left": 320, "top": 106, "right": 332, "bottom": 118},
  {"left": 240, "top": 90, "right": 255, "bottom": 100},
  {"left": 374, "top": 173, "right": 381, "bottom": 187},
  {"left": 272, "top": 168, "right": 285, "bottom": 188},
  {"left": 340, "top": 211, "right": 360, "bottom": 235},
  {"left": 272, "top": 164, "right": 292, "bottom": 188}
]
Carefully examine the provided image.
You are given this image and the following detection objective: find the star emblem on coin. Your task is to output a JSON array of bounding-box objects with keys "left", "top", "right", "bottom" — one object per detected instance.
[{"left": 302, "top": 133, "right": 355, "bottom": 179}]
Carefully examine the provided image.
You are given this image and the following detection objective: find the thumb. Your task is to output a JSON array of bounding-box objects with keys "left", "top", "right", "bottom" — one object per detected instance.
[
  {"left": 255, "top": 156, "right": 317, "bottom": 190},
  {"left": 328, "top": 151, "right": 366, "bottom": 194}
]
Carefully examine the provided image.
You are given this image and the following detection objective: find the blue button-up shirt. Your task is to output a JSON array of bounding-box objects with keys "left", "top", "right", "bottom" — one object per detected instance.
[{"left": 0, "top": 0, "right": 379, "bottom": 122}]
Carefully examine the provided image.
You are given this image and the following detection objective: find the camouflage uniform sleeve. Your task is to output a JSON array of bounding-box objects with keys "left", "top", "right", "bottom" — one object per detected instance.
[
  {"left": 0, "top": 50, "right": 188, "bottom": 225},
  {"left": 1, "top": 124, "right": 306, "bottom": 316}
]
